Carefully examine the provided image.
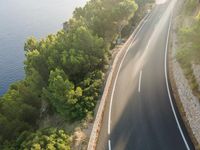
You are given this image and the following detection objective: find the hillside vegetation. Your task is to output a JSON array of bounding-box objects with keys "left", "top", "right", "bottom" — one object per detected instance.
[
  {"left": 176, "top": 0, "right": 200, "bottom": 99},
  {"left": 0, "top": 0, "right": 152, "bottom": 149}
]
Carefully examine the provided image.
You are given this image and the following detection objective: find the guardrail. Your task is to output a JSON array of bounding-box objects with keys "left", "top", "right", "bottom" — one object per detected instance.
[{"left": 87, "top": 12, "right": 151, "bottom": 150}]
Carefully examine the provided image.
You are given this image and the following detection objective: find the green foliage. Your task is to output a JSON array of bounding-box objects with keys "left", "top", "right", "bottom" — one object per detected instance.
[
  {"left": 73, "top": 0, "right": 138, "bottom": 43},
  {"left": 0, "top": 82, "right": 40, "bottom": 145},
  {"left": 42, "top": 69, "right": 75, "bottom": 119},
  {"left": 61, "top": 25, "right": 106, "bottom": 82},
  {"left": 42, "top": 69, "right": 103, "bottom": 121},
  {"left": 18, "top": 128, "right": 70, "bottom": 150},
  {"left": 184, "top": 0, "right": 198, "bottom": 15},
  {"left": 0, "top": 0, "right": 142, "bottom": 147},
  {"left": 176, "top": 4, "right": 200, "bottom": 97},
  {"left": 24, "top": 37, "right": 38, "bottom": 52},
  {"left": 135, "top": 0, "right": 154, "bottom": 6},
  {"left": 122, "top": 0, "right": 153, "bottom": 38},
  {"left": 178, "top": 21, "right": 200, "bottom": 65}
]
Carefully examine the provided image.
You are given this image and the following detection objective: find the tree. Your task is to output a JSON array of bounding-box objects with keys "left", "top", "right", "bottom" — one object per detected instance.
[
  {"left": 24, "top": 37, "right": 38, "bottom": 52},
  {"left": 1, "top": 0, "right": 139, "bottom": 147},
  {"left": 73, "top": 0, "right": 138, "bottom": 43},
  {"left": 42, "top": 69, "right": 79, "bottom": 120},
  {"left": 61, "top": 25, "right": 106, "bottom": 82},
  {"left": 0, "top": 82, "right": 40, "bottom": 144},
  {"left": 19, "top": 128, "right": 70, "bottom": 150},
  {"left": 25, "top": 50, "right": 49, "bottom": 84}
]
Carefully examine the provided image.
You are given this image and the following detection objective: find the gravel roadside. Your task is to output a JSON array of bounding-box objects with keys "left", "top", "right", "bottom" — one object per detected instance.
[{"left": 169, "top": 0, "right": 200, "bottom": 149}]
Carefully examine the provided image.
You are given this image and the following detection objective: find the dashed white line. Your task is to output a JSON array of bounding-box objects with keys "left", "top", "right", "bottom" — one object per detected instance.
[
  {"left": 108, "top": 140, "right": 111, "bottom": 150},
  {"left": 107, "top": 2, "right": 191, "bottom": 150},
  {"left": 107, "top": 12, "right": 152, "bottom": 150},
  {"left": 107, "top": 12, "right": 150, "bottom": 136},
  {"left": 138, "top": 70, "right": 143, "bottom": 93}
]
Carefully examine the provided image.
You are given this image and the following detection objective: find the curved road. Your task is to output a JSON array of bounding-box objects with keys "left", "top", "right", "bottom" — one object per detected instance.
[{"left": 96, "top": 0, "right": 195, "bottom": 150}]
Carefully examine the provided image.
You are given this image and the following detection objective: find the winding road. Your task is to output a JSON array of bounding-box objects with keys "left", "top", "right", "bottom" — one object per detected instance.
[{"left": 96, "top": 0, "right": 195, "bottom": 150}]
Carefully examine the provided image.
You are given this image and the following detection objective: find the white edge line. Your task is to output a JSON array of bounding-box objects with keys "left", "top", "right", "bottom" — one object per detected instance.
[
  {"left": 164, "top": 13, "right": 190, "bottom": 150},
  {"left": 108, "top": 12, "right": 152, "bottom": 135},
  {"left": 86, "top": 9, "right": 153, "bottom": 150},
  {"left": 138, "top": 70, "right": 143, "bottom": 93}
]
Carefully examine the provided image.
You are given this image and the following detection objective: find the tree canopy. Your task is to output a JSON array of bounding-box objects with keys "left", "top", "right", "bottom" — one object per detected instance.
[
  {"left": 19, "top": 128, "right": 71, "bottom": 150},
  {"left": 0, "top": 0, "right": 141, "bottom": 148}
]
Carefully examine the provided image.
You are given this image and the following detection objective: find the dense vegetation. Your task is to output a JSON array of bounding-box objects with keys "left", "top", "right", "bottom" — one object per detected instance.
[
  {"left": 0, "top": 0, "right": 153, "bottom": 149},
  {"left": 19, "top": 128, "right": 71, "bottom": 150},
  {"left": 176, "top": 0, "right": 200, "bottom": 96},
  {"left": 2, "top": 128, "right": 71, "bottom": 150}
]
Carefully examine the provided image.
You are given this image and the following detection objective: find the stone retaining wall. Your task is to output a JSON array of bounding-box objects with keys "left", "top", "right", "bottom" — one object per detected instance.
[
  {"left": 169, "top": 0, "right": 200, "bottom": 148},
  {"left": 172, "top": 60, "right": 200, "bottom": 149}
]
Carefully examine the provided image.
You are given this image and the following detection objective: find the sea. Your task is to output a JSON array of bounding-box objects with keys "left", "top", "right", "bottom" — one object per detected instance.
[{"left": 0, "top": 0, "right": 87, "bottom": 95}]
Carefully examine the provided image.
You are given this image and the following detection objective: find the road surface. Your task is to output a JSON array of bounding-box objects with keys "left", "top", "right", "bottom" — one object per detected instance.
[{"left": 96, "top": 0, "right": 195, "bottom": 150}]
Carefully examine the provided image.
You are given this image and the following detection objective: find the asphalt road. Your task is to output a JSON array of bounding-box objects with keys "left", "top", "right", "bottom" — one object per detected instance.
[{"left": 96, "top": 0, "right": 195, "bottom": 150}]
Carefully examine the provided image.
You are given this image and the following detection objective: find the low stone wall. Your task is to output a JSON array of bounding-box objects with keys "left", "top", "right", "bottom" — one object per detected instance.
[
  {"left": 172, "top": 59, "right": 200, "bottom": 149},
  {"left": 169, "top": 31, "right": 200, "bottom": 150}
]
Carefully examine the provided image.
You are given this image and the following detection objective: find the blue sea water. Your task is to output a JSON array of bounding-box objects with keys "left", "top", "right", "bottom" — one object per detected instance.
[{"left": 0, "top": 0, "right": 87, "bottom": 95}]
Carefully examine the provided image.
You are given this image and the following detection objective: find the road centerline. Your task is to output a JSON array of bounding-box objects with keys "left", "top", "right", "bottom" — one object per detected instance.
[
  {"left": 106, "top": 10, "right": 153, "bottom": 150},
  {"left": 108, "top": 140, "right": 111, "bottom": 150},
  {"left": 95, "top": 1, "right": 194, "bottom": 150},
  {"left": 138, "top": 70, "right": 143, "bottom": 93},
  {"left": 107, "top": 11, "right": 151, "bottom": 136}
]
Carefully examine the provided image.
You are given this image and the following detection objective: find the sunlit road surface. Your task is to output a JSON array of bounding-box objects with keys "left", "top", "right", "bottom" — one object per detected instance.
[{"left": 96, "top": 0, "right": 195, "bottom": 150}]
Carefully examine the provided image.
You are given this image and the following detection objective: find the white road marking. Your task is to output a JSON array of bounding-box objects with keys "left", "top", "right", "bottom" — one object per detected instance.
[
  {"left": 107, "top": 11, "right": 152, "bottom": 150},
  {"left": 108, "top": 11, "right": 151, "bottom": 136},
  {"left": 108, "top": 140, "right": 111, "bottom": 150},
  {"left": 107, "top": 1, "right": 190, "bottom": 150},
  {"left": 138, "top": 70, "right": 143, "bottom": 93},
  {"left": 164, "top": 12, "right": 190, "bottom": 150},
  {"left": 107, "top": 10, "right": 153, "bottom": 150},
  {"left": 131, "top": 13, "right": 154, "bottom": 45}
]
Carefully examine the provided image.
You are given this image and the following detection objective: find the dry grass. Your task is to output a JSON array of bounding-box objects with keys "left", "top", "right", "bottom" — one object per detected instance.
[{"left": 168, "top": 0, "right": 200, "bottom": 149}]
